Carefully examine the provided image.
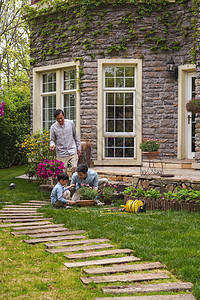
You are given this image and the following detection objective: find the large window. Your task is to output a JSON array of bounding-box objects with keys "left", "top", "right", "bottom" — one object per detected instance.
[
  {"left": 42, "top": 72, "right": 56, "bottom": 130},
  {"left": 104, "top": 66, "right": 136, "bottom": 158}
]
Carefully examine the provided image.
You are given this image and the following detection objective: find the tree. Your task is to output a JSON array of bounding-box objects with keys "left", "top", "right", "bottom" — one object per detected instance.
[{"left": 0, "top": 0, "right": 30, "bottom": 86}]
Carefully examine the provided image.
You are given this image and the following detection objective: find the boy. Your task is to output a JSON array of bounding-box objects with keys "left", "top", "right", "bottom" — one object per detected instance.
[{"left": 51, "top": 173, "right": 75, "bottom": 208}]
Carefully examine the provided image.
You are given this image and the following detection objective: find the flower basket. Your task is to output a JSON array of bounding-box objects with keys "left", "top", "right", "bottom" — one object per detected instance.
[{"left": 186, "top": 98, "right": 200, "bottom": 113}]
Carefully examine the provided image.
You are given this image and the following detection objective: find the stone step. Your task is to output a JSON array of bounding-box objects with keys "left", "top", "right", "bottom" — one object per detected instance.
[
  {"left": 50, "top": 243, "right": 114, "bottom": 254},
  {"left": 0, "top": 221, "right": 52, "bottom": 228},
  {"left": 24, "top": 235, "right": 85, "bottom": 244},
  {"left": 64, "top": 256, "right": 141, "bottom": 268},
  {"left": 2, "top": 207, "right": 38, "bottom": 210},
  {"left": 4, "top": 205, "right": 41, "bottom": 208},
  {"left": 45, "top": 238, "right": 111, "bottom": 249},
  {"left": 12, "top": 224, "right": 64, "bottom": 231},
  {"left": 29, "top": 200, "right": 50, "bottom": 203},
  {"left": 65, "top": 248, "right": 133, "bottom": 259},
  {"left": 84, "top": 262, "right": 164, "bottom": 275},
  {"left": 81, "top": 271, "right": 169, "bottom": 284},
  {"left": 94, "top": 294, "right": 196, "bottom": 300},
  {"left": 0, "top": 210, "right": 39, "bottom": 214},
  {"left": 102, "top": 282, "right": 193, "bottom": 294},
  {"left": 27, "top": 230, "right": 86, "bottom": 238},
  {"left": 12, "top": 227, "right": 68, "bottom": 235},
  {"left": 20, "top": 203, "right": 48, "bottom": 206},
  {"left": 2, "top": 218, "right": 50, "bottom": 223}
]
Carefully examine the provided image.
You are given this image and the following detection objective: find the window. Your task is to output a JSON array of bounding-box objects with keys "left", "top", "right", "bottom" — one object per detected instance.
[
  {"left": 33, "top": 62, "right": 80, "bottom": 134},
  {"left": 41, "top": 72, "right": 56, "bottom": 130},
  {"left": 104, "top": 66, "right": 136, "bottom": 158},
  {"left": 96, "top": 59, "right": 142, "bottom": 165},
  {"left": 63, "top": 69, "right": 76, "bottom": 123}
]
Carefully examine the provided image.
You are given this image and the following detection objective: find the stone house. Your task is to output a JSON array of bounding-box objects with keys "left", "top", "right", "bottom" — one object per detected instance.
[{"left": 27, "top": 0, "right": 200, "bottom": 168}]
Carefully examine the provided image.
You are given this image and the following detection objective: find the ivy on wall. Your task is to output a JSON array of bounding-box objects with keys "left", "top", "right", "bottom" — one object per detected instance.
[{"left": 23, "top": 0, "right": 200, "bottom": 66}]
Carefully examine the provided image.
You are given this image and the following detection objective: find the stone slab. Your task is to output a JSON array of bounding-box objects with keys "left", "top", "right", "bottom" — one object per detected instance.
[
  {"left": 29, "top": 200, "right": 50, "bottom": 203},
  {"left": 2, "top": 207, "right": 38, "bottom": 210},
  {"left": 27, "top": 230, "right": 86, "bottom": 238},
  {"left": 65, "top": 248, "right": 133, "bottom": 259},
  {"left": 12, "top": 224, "right": 64, "bottom": 231},
  {"left": 24, "top": 235, "right": 85, "bottom": 244},
  {"left": 0, "top": 210, "right": 39, "bottom": 214},
  {"left": 84, "top": 262, "right": 163, "bottom": 275},
  {"left": 45, "top": 238, "right": 110, "bottom": 248},
  {"left": 50, "top": 243, "right": 114, "bottom": 254},
  {"left": 81, "top": 272, "right": 169, "bottom": 284},
  {"left": 102, "top": 282, "right": 193, "bottom": 294},
  {"left": 4, "top": 205, "right": 41, "bottom": 208},
  {"left": 64, "top": 256, "right": 141, "bottom": 268},
  {"left": 2, "top": 218, "right": 50, "bottom": 223},
  {"left": 12, "top": 227, "right": 67, "bottom": 235},
  {"left": 0, "top": 212, "right": 43, "bottom": 215},
  {"left": 94, "top": 294, "right": 196, "bottom": 300},
  {"left": 0, "top": 221, "right": 51, "bottom": 228},
  {"left": 20, "top": 203, "right": 47, "bottom": 206},
  {"left": 0, "top": 215, "right": 43, "bottom": 219}
]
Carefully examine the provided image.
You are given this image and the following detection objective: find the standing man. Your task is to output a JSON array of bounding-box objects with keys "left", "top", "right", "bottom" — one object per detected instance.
[{"left": 50, "top": 109, "right": 81, "bottom": 176}]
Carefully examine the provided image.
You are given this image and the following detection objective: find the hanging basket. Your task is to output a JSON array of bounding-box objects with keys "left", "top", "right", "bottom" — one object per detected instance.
[
  {"left": 142, "top": 151, "right": 160, "bottom": 159},
  {"left": 186, "top": 98, "right": 200, "bottom": 113}
]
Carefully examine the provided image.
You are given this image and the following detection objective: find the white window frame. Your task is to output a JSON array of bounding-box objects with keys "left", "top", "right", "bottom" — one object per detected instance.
[
  {"left": 95, "top": 59, "right": 142, "bottom": 165},
  {"left": 32, "top": 61, "right": 80, "bottom": 135}
]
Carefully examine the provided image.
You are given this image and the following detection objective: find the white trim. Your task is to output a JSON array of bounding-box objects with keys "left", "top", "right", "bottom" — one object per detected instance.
[
  {"left": 96, "top": 59, "right": 142, "bottom": 165},
  {"left": 32, "top": 61, "right": 80, "bottom": 135},
  {"left": 178, "top": 64, "right": 196, "bottom": 159}
]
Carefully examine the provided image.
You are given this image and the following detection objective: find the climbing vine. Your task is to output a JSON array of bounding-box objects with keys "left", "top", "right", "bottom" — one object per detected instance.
[{"left": 23, "top": 0, "right": 199, "bottom": 65}]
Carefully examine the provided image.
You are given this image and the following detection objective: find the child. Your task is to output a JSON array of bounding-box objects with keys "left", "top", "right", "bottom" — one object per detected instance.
[{"left": 51, "top": 173, "right": 75, "bottom": 208}]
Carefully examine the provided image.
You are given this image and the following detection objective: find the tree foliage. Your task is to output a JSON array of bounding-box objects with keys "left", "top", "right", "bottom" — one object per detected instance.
[
  {"left": 0, "top": 84, "right": 30, "bottom": 168},
  {"left": 0, "top": 0, "right": 30, "bottom": 86}
]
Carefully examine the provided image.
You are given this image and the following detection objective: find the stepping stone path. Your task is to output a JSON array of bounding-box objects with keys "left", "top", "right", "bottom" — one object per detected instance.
[{"left": 0, "top": 201, "right": 196, "bottom": 300}]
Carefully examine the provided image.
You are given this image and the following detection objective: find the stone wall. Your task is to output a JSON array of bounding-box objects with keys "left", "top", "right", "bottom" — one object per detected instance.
[{"left": 29, "top": 1, "right": 196, "bottom": 160}]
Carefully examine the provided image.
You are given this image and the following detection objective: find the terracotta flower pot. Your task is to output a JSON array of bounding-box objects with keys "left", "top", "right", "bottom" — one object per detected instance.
[
  {"left": 76, "top": 200, "right": 95, "bottom": 207},
  {"left": 142, "top": 151, "right": 160, "bottom": 159}
]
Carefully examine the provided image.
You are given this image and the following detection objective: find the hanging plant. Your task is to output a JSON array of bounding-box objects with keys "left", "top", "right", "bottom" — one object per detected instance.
[{"left": 186, "top": 98, "right": 200, "bottom": 113}]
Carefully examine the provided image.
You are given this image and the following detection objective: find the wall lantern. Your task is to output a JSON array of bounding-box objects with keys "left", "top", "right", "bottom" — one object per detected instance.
[{"left": 167, "top": 57, "right": 178, "bottom": 80}]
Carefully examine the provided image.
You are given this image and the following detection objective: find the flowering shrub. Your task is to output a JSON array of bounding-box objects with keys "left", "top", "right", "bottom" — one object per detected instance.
[
  {"left": 98, "top": 182, "right": 118, "bottom": 204},
  {"left": 78, "top": 184, "right": 98, "bottom": 200},
  {"left": 36, "top": 159, "right": 65, "bottom": 179},
  {"left": 139, "top": 139, "right": 161, "bottom": 152},
  {"left": 0, "top": 102, "right": 5, "bottom": 116},
  {"left": 18, "top": 129, "right": 56, "bottom": 177}
]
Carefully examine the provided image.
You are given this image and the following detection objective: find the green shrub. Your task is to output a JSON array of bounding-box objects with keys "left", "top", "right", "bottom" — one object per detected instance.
[{"left": 0, "top": 84, "right": 30, "bottom": 168}]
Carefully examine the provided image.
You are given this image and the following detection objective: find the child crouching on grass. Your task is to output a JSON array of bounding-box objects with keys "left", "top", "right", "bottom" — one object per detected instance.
[{"left": 51, "top": 173, "right": 75, "bottom": 208}]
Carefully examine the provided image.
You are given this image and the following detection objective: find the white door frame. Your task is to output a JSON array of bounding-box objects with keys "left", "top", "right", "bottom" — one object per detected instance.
[{"left": 178, "top": 64, "right": 196, "bottom": 160}]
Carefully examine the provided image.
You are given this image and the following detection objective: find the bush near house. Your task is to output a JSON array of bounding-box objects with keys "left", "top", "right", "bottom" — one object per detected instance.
[{"left": 0, "top": 84, "right": 30, "bottom": 168}]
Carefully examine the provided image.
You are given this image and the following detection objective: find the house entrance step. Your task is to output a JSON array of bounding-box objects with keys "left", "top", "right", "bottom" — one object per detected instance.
[
  {"left": 102, "top": 282, "right": 193, "bottom": 294},
  {"left": 94, "top": 294, "right": 196, "bottom": 300},
  {"left": 84, "top": 262, "right": 163, "bottom": 275},
  {"left": 65, "top": 248, "right": 133, "bottom": 259},
  {"left": 64, "top": 256, "right": 141, "bottom": 268},
  {"left": 81, "top": 271, "right": 169, "bottom": 284}
]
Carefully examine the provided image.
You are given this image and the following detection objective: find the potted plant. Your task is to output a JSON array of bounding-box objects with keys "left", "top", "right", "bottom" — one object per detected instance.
[
  {"left": 139, "top": 139, "right": 161, "bottom": 159},
  {"left": 186, "top": 98, "right": 200, "bottom": 113},
  {"left": 77, "top": 184, "right": 98, "bottom": 206},
  {"left": 36, "top": 159, "right": 65, "bottom": 185}
]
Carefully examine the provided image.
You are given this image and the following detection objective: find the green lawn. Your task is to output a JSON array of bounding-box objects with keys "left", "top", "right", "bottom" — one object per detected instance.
[{"left": 0, "top": 166, "right": 200, "bottom": 299}]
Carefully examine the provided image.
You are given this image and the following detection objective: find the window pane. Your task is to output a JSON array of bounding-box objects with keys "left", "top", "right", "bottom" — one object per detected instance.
[
  {"left": 105, "top": 78, "right": 114, "bottom": 87},
  {"left": 125, "top": 93, "right": 133, "bottom": 105},
  {"left": 125, "top": 107, "right": 133, "bottom": 118},
  {"left": 104, "top": 137, "right": 135, "bottom": 158},
  {"left": 105, "top": 67, "right": 114, "bottom": 77},
  {"left": 115, "top": 106, "right": 123, "bottom": 119},
  {"left": 116, "top": 120, "right": 123, "bottom": 132},
  {"left": 125, "top": 67, "right": 134, "bottom": 77},
  {"left": 64, "top": 93, "right": 76, "bottom": 122},
  {"left": 106, "top": 93, "right": 114, "bottom": 105},
  {"left": 116, "top": 77, "right": 124, "bottom": 88},
  {"left": 106, "top": 120, "right": 114, "bottom": 132},
  {"left": 42, "top": 72, "right": 56, "bottom": 93},
  {"left": 64, "top": 69, "right": 76, "bottom": 91},
  {"left": 116, "top": 67, "right": 124, "bottom": 77},
  {"left": 42, "top": 95, "right": 56, "bottom": 130},
  {"left": 107, "top": 106, "right": 114, "bottom": 118},
  {"left": 116, "top": 93, "right": 124, "bottom": 105},
  {"left": 125, "top": 120, "right": 133, "bottom": 132},
  {"left": 125, "top": 78, "right": 134, "bottom": 87}
]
